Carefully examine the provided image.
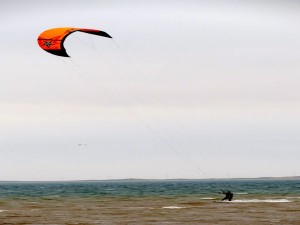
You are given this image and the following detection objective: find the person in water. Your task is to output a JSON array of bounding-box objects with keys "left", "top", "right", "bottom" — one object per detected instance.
[{"left": 222, "top": 190, "right": 233, "bottom": 201}]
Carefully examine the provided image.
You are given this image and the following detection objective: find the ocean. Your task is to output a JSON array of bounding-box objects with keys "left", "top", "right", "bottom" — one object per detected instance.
[{"left": 0, "top": 179, "right": 299, "bottom": 224}]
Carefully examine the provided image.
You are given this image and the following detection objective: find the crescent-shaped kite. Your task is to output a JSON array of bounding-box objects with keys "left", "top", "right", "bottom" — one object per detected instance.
[{"left": 37, "top": 27, "right": 112, "bottom": 57}]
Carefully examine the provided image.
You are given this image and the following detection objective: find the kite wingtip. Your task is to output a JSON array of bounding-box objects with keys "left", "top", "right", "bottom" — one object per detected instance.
[{"left": 103, "top": 32, "right": 113, "bottom": 38}]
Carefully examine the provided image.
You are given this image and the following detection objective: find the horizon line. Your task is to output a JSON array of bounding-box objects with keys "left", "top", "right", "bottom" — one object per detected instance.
[{"left": 0, "top": 176, "right": 299, "bottom": 183}]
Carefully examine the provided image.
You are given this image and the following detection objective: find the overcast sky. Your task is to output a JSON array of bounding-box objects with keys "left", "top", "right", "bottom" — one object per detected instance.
[{"left": 1, "top": 0, "right": 300, "bottom": 181}]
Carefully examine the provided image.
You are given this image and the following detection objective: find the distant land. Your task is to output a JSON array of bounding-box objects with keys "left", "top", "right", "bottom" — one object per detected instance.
[
  {"left": 73, "top": 176, "right": 300, "bottom": 182},
  {"left": 0, "top": 176, "right": 299, "bottom": 183},
  {"left": 251, "top": 176, "right": 300, "bottom": 180}
]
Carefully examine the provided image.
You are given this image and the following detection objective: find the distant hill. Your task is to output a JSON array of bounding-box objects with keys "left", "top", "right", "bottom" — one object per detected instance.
[{"left": 255, "top": 176, "right": 300, "bottom": 180}]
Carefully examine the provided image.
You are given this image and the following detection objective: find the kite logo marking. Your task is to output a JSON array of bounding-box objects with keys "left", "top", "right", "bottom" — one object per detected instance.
[{"left": 42, "top": 40, "right": 54, "bottom": 48}]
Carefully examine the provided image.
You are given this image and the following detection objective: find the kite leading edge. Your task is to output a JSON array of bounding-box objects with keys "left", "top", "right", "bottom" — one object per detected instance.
[{"left": 37, "top": 27, "right": 112, "bottom": 57}]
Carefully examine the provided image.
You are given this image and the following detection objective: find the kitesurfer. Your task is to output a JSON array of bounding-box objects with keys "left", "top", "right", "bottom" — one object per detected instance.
[{"left": 221, "top": 190, "right": 233, "bottom": 201}]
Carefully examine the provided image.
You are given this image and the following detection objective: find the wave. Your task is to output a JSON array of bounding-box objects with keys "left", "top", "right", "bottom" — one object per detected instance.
[
  {"left": 200, "top": 197, "right": 216, "bottom": 200},
  {"left": 42, "top": 195, "right": 60, "bottom": 199},
  {"left": 231, "top": 199, "right": 291, "bottom": 203},
  {"left": 162, "top": 206, "right": 187, "bottom": 209}
]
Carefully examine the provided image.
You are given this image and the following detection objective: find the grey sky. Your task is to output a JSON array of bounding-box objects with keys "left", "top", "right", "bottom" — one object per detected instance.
[{"left": 0, "top": 0, "right": 300, "bottom": 180}]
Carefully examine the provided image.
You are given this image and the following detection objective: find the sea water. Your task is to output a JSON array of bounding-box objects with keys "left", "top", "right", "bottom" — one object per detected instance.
[{"left": 0, "top": 179, "right": 299, "bottom": 224}]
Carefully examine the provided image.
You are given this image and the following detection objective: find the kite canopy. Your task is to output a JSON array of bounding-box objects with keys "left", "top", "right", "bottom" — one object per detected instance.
[{"left": 37, "top": 27, "right": 112, "bottom": 57}]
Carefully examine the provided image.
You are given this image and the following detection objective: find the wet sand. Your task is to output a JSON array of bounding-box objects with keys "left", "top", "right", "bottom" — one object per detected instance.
[{"left": 1, "top": 196, "right": 299, "bottom": 224}]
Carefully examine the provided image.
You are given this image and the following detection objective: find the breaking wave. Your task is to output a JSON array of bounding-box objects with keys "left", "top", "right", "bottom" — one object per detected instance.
[
  {"left": 200, "top": 197, "right": 216, "bottom": 200},
  {"left": 232, "top": 199, "right": 291, "bottom": 203},
  {"left": 162, "top": 206, "right": 187, "bottom": 209}
]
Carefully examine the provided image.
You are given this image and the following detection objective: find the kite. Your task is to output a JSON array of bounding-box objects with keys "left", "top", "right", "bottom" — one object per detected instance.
[{"left": 37, "top": 27, "right": 112, "bottom": 57}]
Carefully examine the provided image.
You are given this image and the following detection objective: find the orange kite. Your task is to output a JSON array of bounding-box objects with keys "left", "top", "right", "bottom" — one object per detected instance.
[{"left": 37, "top": 27, "right": 112, "bottom": 57}]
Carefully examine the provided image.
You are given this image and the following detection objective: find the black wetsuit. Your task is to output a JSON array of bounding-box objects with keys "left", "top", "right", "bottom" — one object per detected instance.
[{"left": 222, "top": 191, "right": 233, "bottom": 201}]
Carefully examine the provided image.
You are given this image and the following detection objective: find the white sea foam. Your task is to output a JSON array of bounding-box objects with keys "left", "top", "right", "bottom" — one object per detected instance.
[
  {"left": 236, "top": 192, "right": 248, "bottom": 195},
  {"left": 41, "top": 195, "right": 61, "bottom": 200},
  {"left": 200, "top": 197, "right": 216, "bottom": 200},
  {"left": 231, "top": 199, "right": 291, "bottom": 203},
  {"left": 0, "top": 210, "right": 8, "bottom": 213},
  {"left": 282, "top": 196, "right": 300, "bottom": 200},
  {"left": 30, "top": 209, "right": 40, "bottom": 211},
  {"left": 106, "top": 189, "right": 115, "bottom": 191},
  {"left": 162, "top": 206, "right": 186, "bottom": 209}
]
